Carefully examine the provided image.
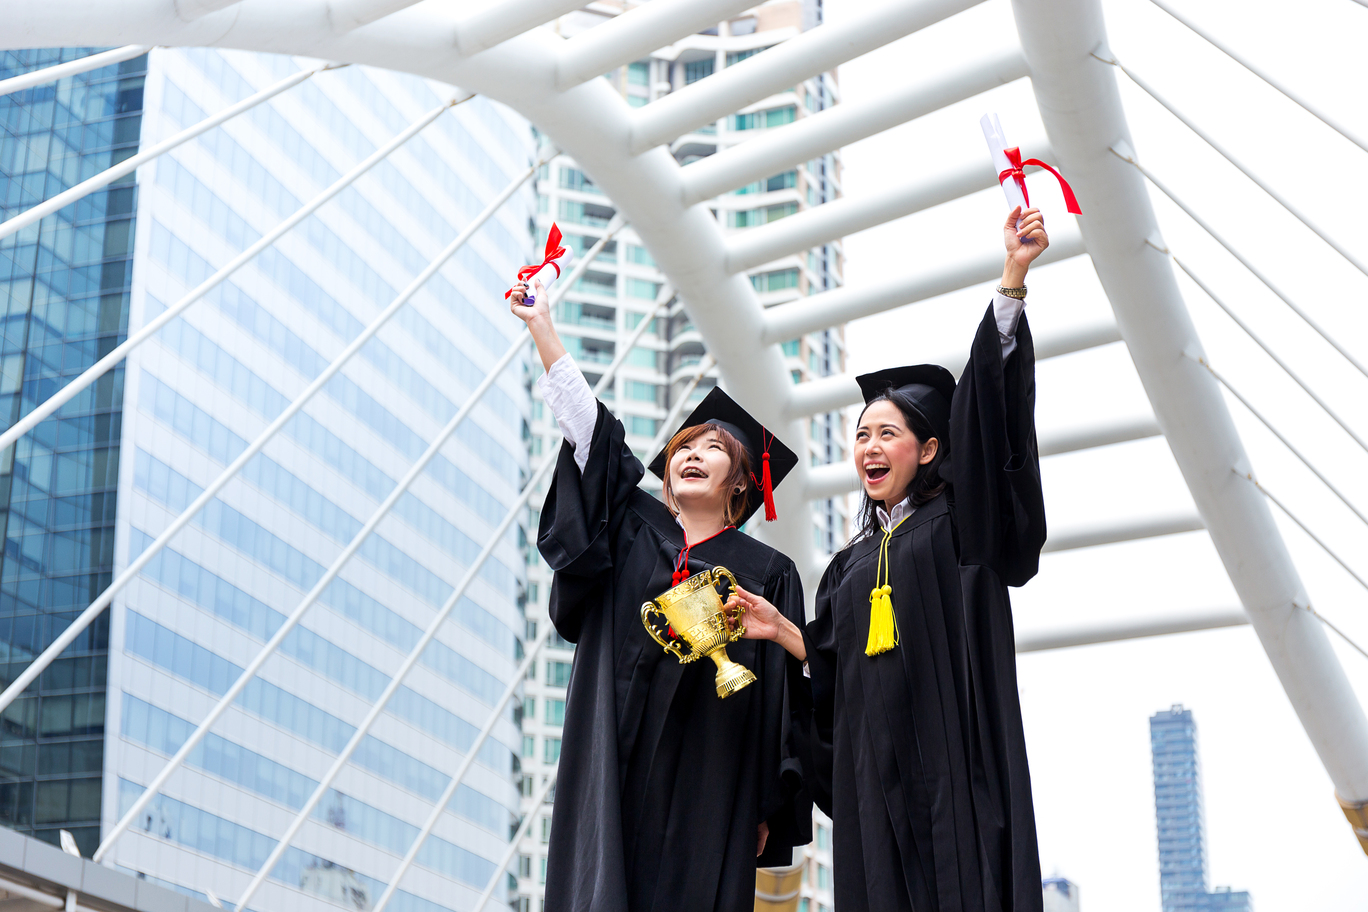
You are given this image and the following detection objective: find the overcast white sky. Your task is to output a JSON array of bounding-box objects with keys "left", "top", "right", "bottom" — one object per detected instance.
[{"left": 826, "top": 0, "right": 1368, "bottom": 908}]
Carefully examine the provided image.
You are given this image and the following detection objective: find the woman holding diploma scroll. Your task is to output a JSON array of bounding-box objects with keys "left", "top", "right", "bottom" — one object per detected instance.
[
  {"left": 739, "top": 207, "right": 1051, "bottom": 912},
  {"left": 508, "top": 279, "right": 812, "bottom": 912}
]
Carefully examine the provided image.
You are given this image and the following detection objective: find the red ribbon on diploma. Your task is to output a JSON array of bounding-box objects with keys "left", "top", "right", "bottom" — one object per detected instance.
[
  {"left": 505, "top": 222, "right": 568, "bottom": 298},
  {"left": 998, "top": 147, "right": 1082, "bottom": 215}
]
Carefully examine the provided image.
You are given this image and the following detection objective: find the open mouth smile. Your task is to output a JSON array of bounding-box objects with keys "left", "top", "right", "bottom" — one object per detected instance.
[
  {"left": 680, "top": 466, "right": 708, "bottom": 480},
  {"left": 864, "top": 463, "right": 890, "bottom": 482}
]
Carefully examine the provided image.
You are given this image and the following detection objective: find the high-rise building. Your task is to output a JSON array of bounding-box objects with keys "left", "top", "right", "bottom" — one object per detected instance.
[
  {"left": 1, "top": 46, "right": 538, "bottom": 912},
  {"left": 515, "top": 3, "right": 847, "bottom": 909},
  {"left": 1150, "top": 705, "right": 1253, "bottom": 912},
  {"left": 1043, "top": 876, "right": 1081, "bottom": 912}
]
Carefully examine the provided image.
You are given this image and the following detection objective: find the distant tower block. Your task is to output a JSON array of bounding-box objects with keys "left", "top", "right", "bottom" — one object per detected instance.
[
  {"left": 1042, "top": 876, "right": 1081, "bottom": 912},
  {"left": 1150, "top": 705, "right": 1254, "bottom": 912}
]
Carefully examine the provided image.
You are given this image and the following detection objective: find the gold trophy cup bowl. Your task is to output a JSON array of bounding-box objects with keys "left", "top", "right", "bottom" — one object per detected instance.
[{"left": 640, "top": 566, "right": 757, "bottom": 698}]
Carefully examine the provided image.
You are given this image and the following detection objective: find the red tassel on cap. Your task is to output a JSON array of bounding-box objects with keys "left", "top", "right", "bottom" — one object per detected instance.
[
  {"left": 750, "top": 429, "right": 778, "bottom": 522},
  {"left": 761, "top": 451, "right": 776, "bottom": 522}
]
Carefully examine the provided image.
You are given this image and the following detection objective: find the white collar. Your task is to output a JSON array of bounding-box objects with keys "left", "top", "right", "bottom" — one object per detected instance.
[{"left": 876, "top": 497, "right": 914, "bottom": 533}]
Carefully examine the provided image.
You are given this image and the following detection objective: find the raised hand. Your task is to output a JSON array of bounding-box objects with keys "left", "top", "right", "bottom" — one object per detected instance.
[
  {"left": 508, "top": 278, "right": 551, "bottom": 324},
  {"left": 1002, "top": 206, "right": 1049, "bottom": 288}
]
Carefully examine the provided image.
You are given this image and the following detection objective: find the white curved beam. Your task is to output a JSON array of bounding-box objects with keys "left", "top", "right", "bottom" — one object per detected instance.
[
  {"left": 1015, "top": 608, "right": 1248, "bottom": 653},
  {"left": 629, "top": 0, "right": 987, "bottom": 152},
  {"left": 328, "top": 0, "right": 428, "bottom": 32},
  {"left": 785, "top": 314, "right": 1121, "bottom": 419},
  {"left": 1012, "top": 0, "right": 1368, "bottom": 816},
  {"left": 555, "top": 0, "right": 757, "bottom": 90},
  {"left": 804, "top": 412, "right": 1161, "bottom": 499},
  {"left": 679, "top": 47, "right": 1029, "bottom": 205},
  {"left": 762, "top": 232, "right": 1086, "bottom": 345},
  {"left": 725, "top": 150, "right": 1050, "bottom": 274},
  {"left": 1042, "top": 512, "right": 1204, "bottom": 553},
  {"left": 454, "top": 0, "right": 591, "bottom": 56}
]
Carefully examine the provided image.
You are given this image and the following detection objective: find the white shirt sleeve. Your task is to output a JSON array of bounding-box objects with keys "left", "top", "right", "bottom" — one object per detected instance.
[
  {"left": 993, "top": 290, "right": 1026, "bottom": 361},
  {"left": 535, "top": 353, "right": 599, "bottom": 473}
]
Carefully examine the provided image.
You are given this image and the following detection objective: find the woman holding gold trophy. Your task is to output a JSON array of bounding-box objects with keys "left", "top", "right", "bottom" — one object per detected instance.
[
  {"left": 738, "top": 207, "right": 1052, "bottom": 912},
  {"left": 508, "top": 278, "right": 812, "bottom": 912}
]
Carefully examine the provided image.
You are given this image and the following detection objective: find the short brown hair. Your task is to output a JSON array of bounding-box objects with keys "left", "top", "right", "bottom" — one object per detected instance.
[{"left": 661, "top": 423, "right": 753, "bottom": 527}]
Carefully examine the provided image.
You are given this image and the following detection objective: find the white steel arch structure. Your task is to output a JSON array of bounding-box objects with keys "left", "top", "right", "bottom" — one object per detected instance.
[{"left": 1, "top": 1, "right": 1367, "bottom": 906}]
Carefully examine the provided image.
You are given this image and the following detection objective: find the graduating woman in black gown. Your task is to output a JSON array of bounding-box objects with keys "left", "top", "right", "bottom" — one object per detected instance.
[
  {"left": 738, "top": 206, "right": 1052, "bottom": 911},
  {"left": 507, "top": 279, "right": 812, "bottom": 912}
]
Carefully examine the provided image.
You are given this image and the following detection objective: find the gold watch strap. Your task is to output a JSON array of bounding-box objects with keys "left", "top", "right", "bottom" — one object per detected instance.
[{"left": 996, "top": 284, "right": 1027, "bottom": 299}]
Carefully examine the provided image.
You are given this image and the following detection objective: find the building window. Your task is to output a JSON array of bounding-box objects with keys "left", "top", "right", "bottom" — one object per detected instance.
[
  {"left": 522, "top": 736, "right": 536, "bottom": 758},
  {"left": 558, "top": 167, "right": 602, "bottom": 195},
  {"left": 541, "top": 817, "right": 553, "bottom": 844},
  {"left": 731, "top": 203, "right": 798, "bottom": 228},
  {"left": 626, "top": 277, "right": 660, "bottom": 299},
  {"left": 780, "top": 340, "right": 800, "bottom": 357},
  {"left": 816, "top": 824, "right": 830, "bottom": 850},
  {"left": 627, "top": 244, "right": 655, "bottom": 266},
  {"left": 540, "top": 856, "right": 549, "bottom": 883},
  {"left": 751, "top": 268, "right": 800, "bottom": 292},
  {"left": 628, "top": 95, "right": 647, "bottom": 108},
  {"left": 627, "top": 416, "right": 660, "bottom": 438},
  {"left": 727, "top": 47, "right": 771, "bottom": 66},
  {"left": 545, "top": 698, "right": 566, "bottom": 726},
  {"left": 625, "top": 381, "right": 658, "bottom": 403},
  {"left": 558, "top": 199, "right": 616, "bottom": 227},
  {"left": 523, "top": 697, "right": 536, "bottom": 722},
  {"left": 519, "top": 854, "right": 532, "bottom": 877},
  {"left": 628, "top": 62, "right": 650, "bottom": 85},
  {"left": 544, "top": 737, "right": 562, "bottom": 763},
  {"left": 624, "top": 312, "right": 657, "bottom": 333},
  {"left": 547, "top": 661, "right": 572, "bottom": 687},
  {"left": 731, "top": 105, "right": 796, "bottom": 131},
  {"left": 628, "top": 347, "right": 658, "bottom": 369},
  {"left": 684, "top": 59, "right": 714, "bottom": 84}
]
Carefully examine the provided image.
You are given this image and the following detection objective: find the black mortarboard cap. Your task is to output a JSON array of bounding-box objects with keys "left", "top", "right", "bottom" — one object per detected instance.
[
  {"left": 855, "top": 364, "right": 957, "bottom": 442},
  {"left": 648, "top": 387, "right": 798, "bottom": 524}
]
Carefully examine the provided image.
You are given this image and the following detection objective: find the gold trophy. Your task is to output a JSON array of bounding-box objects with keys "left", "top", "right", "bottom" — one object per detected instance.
[{"left": 640, "top": 566, "right": 757, "bottom": 698}]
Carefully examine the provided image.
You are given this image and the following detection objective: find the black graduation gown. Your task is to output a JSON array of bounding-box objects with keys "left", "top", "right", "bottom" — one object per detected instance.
[
  {"left": 538, "top": 401, "right": 811, "bottom": 912},
  {"left": 803, "top": 304, "right": 1047, "bottom": 912}
]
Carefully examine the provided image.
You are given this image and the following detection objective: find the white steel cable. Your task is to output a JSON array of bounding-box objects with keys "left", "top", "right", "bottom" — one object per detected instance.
[
  {"left": 1144, "top": 0, "right": 1368, "bottom": 156},
  {"left": 0, "top": 62, "right": 337, "bottom": 242},
  {"left": 0, "top": 96, "right": 469, "bottom": 730},
  {"left": 471, "top": 772, "right": 558, "bottom": 912},
  {"left": 1097, "top": 53, "right": 1368, "bottom": 280},
  {"left": 0, "top": 68, "right": 437, "bottom": 459},
  {"left": 1112, "top": 146, "right": 1368, "bottom": 383},
  {"left": 1186, "top": 351, "right": 1368, "bottom": 530},
  {"left": 364, "top": 284, "right": 674, "bottom": 912},
  {"left": 1238, "top": 470, "right": 1368, "bottom": 594},
  {"left": 1299, "top": 601, "right": 1368, "bottom": 664},
  {"left": 90, "top": 137, "right": 544, "bottom": 864},
  {"left": 0, "top": 46, "right": 153, "bottom": 98},
  {"left": 1171, "top": 256, "right": 1368, "bottom": 459}
]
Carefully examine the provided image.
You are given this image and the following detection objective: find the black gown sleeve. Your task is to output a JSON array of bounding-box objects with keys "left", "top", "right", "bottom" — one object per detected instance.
[
  {"left": 949, "top": 303, "right": 1047, "bottom": 586},
  {"left": 757, "top": 559, "right": 813, "bottom": 863},
  {"left": 798, "top": 553, "right": 844, "bottom": 817},
  {"left": 537, "top": 400, "right": 645, "bottom": 641}
]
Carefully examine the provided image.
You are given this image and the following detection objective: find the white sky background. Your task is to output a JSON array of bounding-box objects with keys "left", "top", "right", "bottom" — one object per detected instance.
[{"left": 824, "top": 0, "right": 1368, "bottom": 908}]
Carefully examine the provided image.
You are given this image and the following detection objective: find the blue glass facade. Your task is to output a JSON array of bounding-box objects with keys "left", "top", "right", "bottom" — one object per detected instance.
[
  {"left": 4, "top": 44, "right": 536, "bottom": 912},
  {"left": 0, "top": 47, "right": 147, "bottom": 858},
  {"left": 1150, "top": 705, "right": 1253, "bottom": 912}
]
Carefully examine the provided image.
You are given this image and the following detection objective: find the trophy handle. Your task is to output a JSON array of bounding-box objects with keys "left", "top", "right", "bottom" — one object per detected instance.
[
  {"left": 711, "top": 567, "right": 747, "bottom": 640},
  {"left": 641, "top": 601, "right": 692, "bottom": 662}
]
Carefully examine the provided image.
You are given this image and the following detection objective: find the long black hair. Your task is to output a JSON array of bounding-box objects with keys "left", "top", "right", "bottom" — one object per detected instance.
[{"left": 848, "top": 386, "right": 950, "bottom": 545}]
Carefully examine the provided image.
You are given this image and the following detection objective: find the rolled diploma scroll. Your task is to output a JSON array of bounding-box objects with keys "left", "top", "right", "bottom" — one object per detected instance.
[
  {"left": 980, "top": 113, "right": 1027, "bottom": 226},
  {"left": 521, "top": 258, "right": 567, "bottom": 306}
]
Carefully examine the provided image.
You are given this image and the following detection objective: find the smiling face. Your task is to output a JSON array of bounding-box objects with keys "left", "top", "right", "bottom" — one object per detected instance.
[
  {"left": 854, "top": 400, "right": 938, "bottom": 508},
  {"left": 667, "top": 429, "right": 735, "bottom": 512}
]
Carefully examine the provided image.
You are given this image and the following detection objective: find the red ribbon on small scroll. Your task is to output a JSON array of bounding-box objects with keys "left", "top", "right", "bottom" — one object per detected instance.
[
  {"left": 505, "top": 222, "right": 568, "bottom": 298},
  {"left": 997, "top": 147, "right": 1082, "bottom": 215}
]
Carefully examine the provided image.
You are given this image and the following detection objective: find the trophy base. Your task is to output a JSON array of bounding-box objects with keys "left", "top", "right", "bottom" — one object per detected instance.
[{"left": 710, "top": 650, "right": 757, "bottom": 699}]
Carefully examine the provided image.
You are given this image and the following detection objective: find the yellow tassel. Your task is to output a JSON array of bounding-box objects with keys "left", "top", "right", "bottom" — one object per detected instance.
[{"left": 866, "top": 584, "right": 898, "bottom": 656}]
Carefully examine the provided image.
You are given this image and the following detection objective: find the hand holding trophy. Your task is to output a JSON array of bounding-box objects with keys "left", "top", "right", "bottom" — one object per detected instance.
[{"left": 640, "top": 566, "right": 757, "bottom": 698}]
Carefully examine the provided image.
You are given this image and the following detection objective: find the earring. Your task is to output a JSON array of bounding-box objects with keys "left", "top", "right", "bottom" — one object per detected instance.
[{"left": 734, "top": 486, "right": 743, "bottom": 494}]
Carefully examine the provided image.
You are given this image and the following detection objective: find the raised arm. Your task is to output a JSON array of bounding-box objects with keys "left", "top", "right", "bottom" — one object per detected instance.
[
  {"left": 511, "top": 279, "right": 596, "bottom": 472},
  {"left": 949, "top": 208, "right": 1050, "bottom": 584}
]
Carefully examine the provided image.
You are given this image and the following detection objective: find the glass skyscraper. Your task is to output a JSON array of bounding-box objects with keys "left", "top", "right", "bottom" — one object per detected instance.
[
  {"left": 1150, "top": 705, "right": 1253, "bottom": 912},
  {"left": 3, "top": 46, "right": 537, "bottom": 912},
  {"left": 0, "top": 46, "right": 146, "bottom": 858}
]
